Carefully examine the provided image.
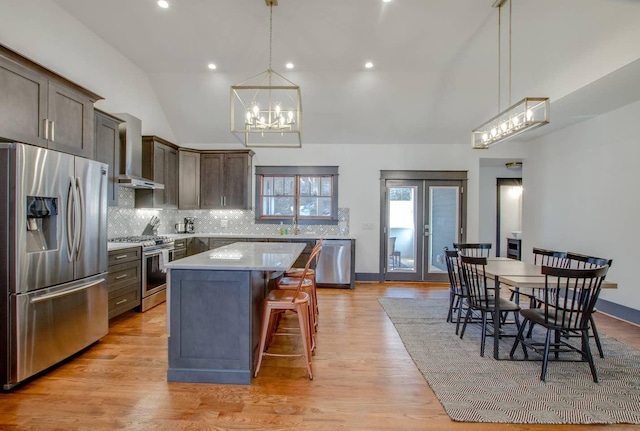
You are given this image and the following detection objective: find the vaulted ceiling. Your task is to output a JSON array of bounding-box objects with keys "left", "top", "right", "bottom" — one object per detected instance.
[{"left": 51, "top": 0, "right": 640, "bottom": 147}]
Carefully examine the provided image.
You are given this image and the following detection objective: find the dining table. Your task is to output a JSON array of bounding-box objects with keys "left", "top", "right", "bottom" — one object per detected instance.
[
  {"left": 483, "top": 258, "right": 546, "bottom": 359},
  {"left": 484, "top": 258, "right": 617, "bottom": 360}
]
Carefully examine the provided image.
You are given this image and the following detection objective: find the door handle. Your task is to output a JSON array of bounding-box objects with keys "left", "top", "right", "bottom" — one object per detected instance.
[
  {"left": 424, "top": 224, "right": 430, "bottom": 237},
  {"left": 66, "top": 178, "right": 74, "bottom": 262},
  {"left": 74, "top": 177, "right": 84, "bottom": 260},
  {"left": 30, "top": 278, "right": 105, "bottom": 304}
]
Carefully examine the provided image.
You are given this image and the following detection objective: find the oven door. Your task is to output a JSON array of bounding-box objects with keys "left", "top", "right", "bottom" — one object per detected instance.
[{"left": 142, "top": 248, "right": 172, "bottom": 298}]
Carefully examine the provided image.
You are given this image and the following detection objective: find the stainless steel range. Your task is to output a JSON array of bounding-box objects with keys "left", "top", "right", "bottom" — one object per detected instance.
[{"left": 110, "top": 236, "right": 175, "bottom": 312}]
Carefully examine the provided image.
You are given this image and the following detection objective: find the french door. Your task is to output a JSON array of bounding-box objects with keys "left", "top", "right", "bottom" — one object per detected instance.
[{"left": 381, "top": 174, "right": 466, "bottom": 282}]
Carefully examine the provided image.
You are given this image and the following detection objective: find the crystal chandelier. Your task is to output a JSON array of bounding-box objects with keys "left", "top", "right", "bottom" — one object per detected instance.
[
  {"left": 230, "top": 0, "right": 302, "bottom": 148},
  {"left": 472, "top": 0, "right": 549, "bottom": 149}
]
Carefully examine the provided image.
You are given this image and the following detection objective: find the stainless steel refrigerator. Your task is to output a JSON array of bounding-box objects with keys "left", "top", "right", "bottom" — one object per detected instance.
[{"left": 1, "top": 143, "right": 109, "bottom": 390}]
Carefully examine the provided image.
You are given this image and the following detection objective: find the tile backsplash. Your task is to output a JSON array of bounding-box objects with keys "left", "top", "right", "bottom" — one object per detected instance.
[{"left": 108, "top": 188, "right": 350, "bottom": 238}]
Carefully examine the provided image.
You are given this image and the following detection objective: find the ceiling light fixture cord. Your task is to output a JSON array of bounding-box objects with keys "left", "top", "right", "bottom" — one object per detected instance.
[
  {"left": 269, "top": 4, "right": 273, "bottom": 71},
  {"left": 497, "top": 4, "right": 501, "bottom": 113},
  {"left": 509, "top": 0, "right": 512, "bottom": 106}
]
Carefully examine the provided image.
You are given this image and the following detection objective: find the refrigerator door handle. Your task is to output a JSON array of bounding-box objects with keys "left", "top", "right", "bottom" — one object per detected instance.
[
  {"left": 74, "top": 177, "right": 84, "bottom": 260},
  {"left": 66, "top": 178, "right": 75, "bottom": 262},
  {"left": 30, "top": 278, "right": 106, "bottom": 304}
]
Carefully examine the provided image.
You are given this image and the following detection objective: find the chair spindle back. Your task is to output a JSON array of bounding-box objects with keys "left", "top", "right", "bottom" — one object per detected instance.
[
  {"left": 541, "top": 265, "right": 609, "bottom": 330},
  {"left": 459, "top": 256, "right": 492, "bottom": 310},
  {"left": 533, "top": 247, "right": 570, "bottom": 268},
  {"left": 453, "top": 243, "right": 492, "bottom": 258}
]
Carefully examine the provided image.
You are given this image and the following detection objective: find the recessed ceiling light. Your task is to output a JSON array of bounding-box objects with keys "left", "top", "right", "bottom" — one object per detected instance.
[
  {"left": 286, "top": 63, "right": 294, "bottom": 69},
  {"left": 365, "top": 62, "right": 374, "bottom": 69},
  {"left": 157, "top": 0, "right": 169, "bottom": 8},
  {"left": 207, "top": 63, "right": 217, "bottom": 70},
  {"left": 383, "top": 0, "right": 392, "bottom": 3}
]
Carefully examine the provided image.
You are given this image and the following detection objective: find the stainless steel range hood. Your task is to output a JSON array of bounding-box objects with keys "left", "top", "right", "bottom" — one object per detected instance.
[{"left": 115, "top": 113, "right": 165, "bottom": 190}]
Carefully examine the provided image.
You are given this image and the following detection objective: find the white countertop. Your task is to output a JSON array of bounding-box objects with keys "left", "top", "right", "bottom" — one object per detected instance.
[
  {"left": 165, "top": 241, "right": 306, "bottom": 271},
  {"left": 166, "top": 233, "right": 354, "bottom": 240},
  {"left": 107, "top": 242, "right": 142, "bottom": 251}
]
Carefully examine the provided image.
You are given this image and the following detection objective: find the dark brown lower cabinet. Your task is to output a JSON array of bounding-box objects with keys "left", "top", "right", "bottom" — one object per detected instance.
[{"left": 107, "top": 247, "right": 141, "bottom": 318}]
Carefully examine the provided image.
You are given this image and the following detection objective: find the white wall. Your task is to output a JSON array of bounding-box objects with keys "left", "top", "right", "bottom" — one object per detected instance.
[
  {"left": 523, "top": 99, "right": 640, "bottom": 310},
  {"left": 0, "top": 0, "right": 175, "bottom": 140}
]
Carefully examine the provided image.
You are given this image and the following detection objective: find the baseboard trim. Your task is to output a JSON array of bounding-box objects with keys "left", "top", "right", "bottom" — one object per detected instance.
[
  {"left": 596, "top": 299, "right": 640, "bottom": 326},
  {"left": 355, "top": 272, "right": 383, "bottom": 282}
]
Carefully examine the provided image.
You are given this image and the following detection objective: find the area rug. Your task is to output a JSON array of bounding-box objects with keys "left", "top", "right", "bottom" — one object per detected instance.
[{"left": 378, "top": 297, "right": 640, "bottom": 424}]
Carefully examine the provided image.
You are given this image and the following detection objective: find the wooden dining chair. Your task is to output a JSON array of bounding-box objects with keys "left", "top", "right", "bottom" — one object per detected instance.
[
  {"left": 458, "top": 255, "right": 521, "bottom": 357},
  {"left": 565, "top": 252, "right": 613, "bottom": 358},
  {"left": 453, "top": 243, "right": 492, "bottom": 257},
  {"left": 444, "top": 247, "right": 465, "bottom": 335},
  {"left": 509, "top": 247, "right": 570, "bottom": 305},
  {"left": 254, "top": 252, "right": 317, "bottom": 380},
  {"left": 509, "top": 265, "right": 609, "bottom": 382}
]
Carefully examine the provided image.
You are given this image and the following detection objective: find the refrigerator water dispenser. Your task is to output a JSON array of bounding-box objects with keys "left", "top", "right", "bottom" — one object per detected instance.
[{"left": 26, "top": 196, "right": 58, "bottom": 252}]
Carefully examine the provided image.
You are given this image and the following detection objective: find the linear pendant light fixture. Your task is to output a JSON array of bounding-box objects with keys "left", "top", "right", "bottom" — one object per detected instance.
[
  {"left": 472, "top": 0, "right": 549, "bottom": 149},
  {"left": 230, "top": 0, "right": 302, "bottom": 148}
]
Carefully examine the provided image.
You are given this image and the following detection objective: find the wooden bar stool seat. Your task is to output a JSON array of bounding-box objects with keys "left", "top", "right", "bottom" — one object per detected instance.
[
  {"left": 278, "top": 242, "right": 322, "bottom": 328},
  {"left": 278, "top": 275, "right": 317, "bottom": 350},
  {"left": 254, "top": 288, "right": 314, "bottom": 379},
  {"left": 254, "top": 245, "right": 321, "bottom": 380}
]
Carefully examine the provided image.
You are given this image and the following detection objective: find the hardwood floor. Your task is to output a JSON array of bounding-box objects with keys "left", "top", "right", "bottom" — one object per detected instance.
[{"left": 1, "top": 282, "right": 639, "bottom": 431}]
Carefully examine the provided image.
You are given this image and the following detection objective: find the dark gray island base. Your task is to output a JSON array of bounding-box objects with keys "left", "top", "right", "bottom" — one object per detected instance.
[{"left": 165, "top": 242, "right": 305, "bottom": 384}]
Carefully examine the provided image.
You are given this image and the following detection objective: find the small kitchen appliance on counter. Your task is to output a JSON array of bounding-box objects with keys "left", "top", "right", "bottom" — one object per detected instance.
[{"left": 184, "top": 217, "right": 196, "bottom": 233}]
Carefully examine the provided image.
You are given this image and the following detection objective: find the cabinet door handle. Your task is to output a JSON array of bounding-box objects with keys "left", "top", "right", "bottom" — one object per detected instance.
[
  {"left": 115, "top": 299, "right": 128, "bottom": 305},
  {"left": 115, "top": 274, "right": 128, "bottom": 280},
  {"left": 43, "top": 119, "right": 49, "bottom": 140},
  {"left": 114, "top": 254, "right": 128, "bottom": 260},
  {"left": 50, "top": 121, "right": 55, "bottom": 141}
]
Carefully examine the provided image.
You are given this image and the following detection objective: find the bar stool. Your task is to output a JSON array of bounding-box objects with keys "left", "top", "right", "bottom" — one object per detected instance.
[
  {"left": 254, "top": 252, "right": 317, "bottom": 380},
  {"left": 281, "top": 240, "right": 322, "bottom": 326},
  {"left": 277, "top": 244, "right": 322, "bottom": 349}
]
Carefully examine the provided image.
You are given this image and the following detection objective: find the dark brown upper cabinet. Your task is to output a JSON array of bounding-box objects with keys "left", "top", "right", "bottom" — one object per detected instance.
[
  {"left": 200, "top": 150, "right": 254, "bottom": 210},
  {"left": 94, "top": 110, "right": 123, "bottom": 206},
  {"left": 135, "top": 136, "right": 178, "bottom": 209},
  {"left": 0, "top": 45, "right": 101, "bottom": 159}
]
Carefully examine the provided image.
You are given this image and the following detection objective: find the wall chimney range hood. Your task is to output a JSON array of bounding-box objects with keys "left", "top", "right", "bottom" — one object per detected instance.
[{"left": 114, "top": 113, "right": 165, "bottom": 190}]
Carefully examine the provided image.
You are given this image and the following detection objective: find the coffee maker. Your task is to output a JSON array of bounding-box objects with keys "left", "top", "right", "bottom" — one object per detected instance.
[{"left": 184, "top": 217, "right": 196, "bottom": 233}]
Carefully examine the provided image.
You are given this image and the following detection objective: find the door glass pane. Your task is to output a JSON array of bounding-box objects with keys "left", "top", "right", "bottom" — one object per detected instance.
[
  {"left": 388, "top": 186, "right": 416, "bottom": 272},
  {"left": 428, "top": 186, "right": 459, "bottom": 273}
]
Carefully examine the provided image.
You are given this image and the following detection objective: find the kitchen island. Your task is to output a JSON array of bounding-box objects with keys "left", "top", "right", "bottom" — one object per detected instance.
[{"left": 164, "top": 241, "right": 305, "bottom": 384}]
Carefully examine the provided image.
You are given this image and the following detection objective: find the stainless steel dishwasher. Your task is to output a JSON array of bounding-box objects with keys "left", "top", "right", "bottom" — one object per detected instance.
[{"left": 315, "top": 239, "right": 353, "bottom": 288}]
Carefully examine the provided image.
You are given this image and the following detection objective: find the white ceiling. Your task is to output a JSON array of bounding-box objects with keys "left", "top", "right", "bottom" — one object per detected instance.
[{"left": 51, "top": 0, "right": 640, "bottom": 147}]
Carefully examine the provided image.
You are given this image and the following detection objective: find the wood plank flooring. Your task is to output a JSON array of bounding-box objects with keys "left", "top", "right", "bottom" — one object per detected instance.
[{"left": 1, "top": 282, "right": 639, "bottom": 431}]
